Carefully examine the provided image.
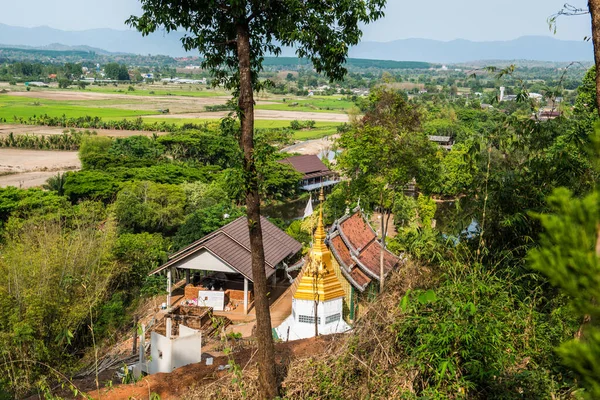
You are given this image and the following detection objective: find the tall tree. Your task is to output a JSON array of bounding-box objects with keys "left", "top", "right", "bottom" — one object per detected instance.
[
  {"left": 127, "top": 2, "right": 385, "bottom": 397},
  {"left": 337, "top": 89, "right": 437, "bottom": 291},
  {"left": 549, "top": 2, "right": 600, "bottom": 114}
]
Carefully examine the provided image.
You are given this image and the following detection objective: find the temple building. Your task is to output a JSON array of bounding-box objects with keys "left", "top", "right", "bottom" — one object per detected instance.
[
  {"left": 275, "top": 192, "right": 350, "bottom": 341},
  {"left": 328, "top": 209, "right": 403, "bottom": 321}
]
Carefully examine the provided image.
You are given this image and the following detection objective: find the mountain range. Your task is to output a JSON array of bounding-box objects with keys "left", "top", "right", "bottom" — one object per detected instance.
[{"left": 0, "top": 23, "right": 593, "bottom": 63}]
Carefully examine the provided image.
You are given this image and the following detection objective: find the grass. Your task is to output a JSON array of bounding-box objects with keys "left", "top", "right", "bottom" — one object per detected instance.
[
  {"left": 256, "top": 96, "right": 355, "bottom": 113},
  {"left": 0, "top": 95, "right": 158, "bottom": 120}
]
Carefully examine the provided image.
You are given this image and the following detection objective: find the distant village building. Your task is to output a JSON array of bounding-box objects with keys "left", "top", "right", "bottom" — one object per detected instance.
[
  {"left": 428, "top": 135, "right": 454, "bottom": 150},
  {"left": 278, "top": 154, "right": 340, "bottom": 191},
  {"left": 536, "top": 109, "right": 562, "bottom": 121}
]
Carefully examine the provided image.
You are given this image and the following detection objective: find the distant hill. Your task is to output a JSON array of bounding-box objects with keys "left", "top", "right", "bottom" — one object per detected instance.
[
  {"left": 0, "top": 23, "right": 593, "bottom": 63},
  {"left": 349, "top": 36, "right": 593, "bottom": 63}
]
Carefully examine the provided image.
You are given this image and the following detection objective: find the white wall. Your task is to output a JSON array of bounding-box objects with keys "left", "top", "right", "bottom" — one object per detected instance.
[
  {"left": 197, "top": 290, "right": 225, "bottom": 311},
  {"left": 149, "top": 325, "right": 202, "bottom": 374},
  {"left": 149, "top": 331, "right": 172, "bottom": 374},
  {"left": 172, "top": 331, "right": 202, "bottom": 370},
  {"left": 171, "top": 249, "right": 236, "bottom": 274}
]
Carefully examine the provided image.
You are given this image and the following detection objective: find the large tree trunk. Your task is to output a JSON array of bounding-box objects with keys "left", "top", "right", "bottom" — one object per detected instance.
[
  {"left": 590, "top": 0, "right": 600, "bottom": 114},
  {"left": 236, "top": 23, "right": 278, "bottom": 399}
]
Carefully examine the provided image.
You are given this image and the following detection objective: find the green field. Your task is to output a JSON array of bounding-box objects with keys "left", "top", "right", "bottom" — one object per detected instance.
[
  {"left": 135, "top": 117, "right": 340, "bottom": 139},
  {"left": 0, "top": 95, "right": 158, "bottom": 120},
  {"left": 256, "top": 96, "right": 354, "bottom": 113}
]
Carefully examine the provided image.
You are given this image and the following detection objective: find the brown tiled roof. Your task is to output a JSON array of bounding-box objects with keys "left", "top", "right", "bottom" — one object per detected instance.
[
  {"left": 357, "top": 240, "right": 399, "bottom": 278},
  {"left": 278, "top": 155, "right": 329, "bottom": 175},
  {"left": 339, "top": 212, "right": 376, "bottom": 251},
  {"left": 150, "top": 216, "right": 302, "bottom": 282},
  {"left": 350, "top": 267, "right": 371, "bottom": 289},
  {"left": 329, "top": 211, "right": 402, "bottom": 290},
  {"left": 331, "top": 235, "right": 354, "bottom": 268}
]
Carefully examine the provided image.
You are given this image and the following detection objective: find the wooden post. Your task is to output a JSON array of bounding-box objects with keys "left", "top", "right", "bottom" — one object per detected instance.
[
  {"left": 185, "top": 269, "right": 190, "bottom": 285},
  {"left": 167, "top": 268, "right": 172, "bottom": 309},
  {"left": 243, "top": 277, "right": 249, "bottom": 314},
  {"left": 132, "top": 315, "right": 138, "bottom": 355}
]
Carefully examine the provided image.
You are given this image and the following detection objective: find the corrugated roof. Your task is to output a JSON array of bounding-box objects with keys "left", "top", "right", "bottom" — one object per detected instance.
[
  {"left": 278, "top": 155, "right": 330, "bottom": 175},
  {"left": 150, "top": 216, "right": 302, "bottom": 282}
]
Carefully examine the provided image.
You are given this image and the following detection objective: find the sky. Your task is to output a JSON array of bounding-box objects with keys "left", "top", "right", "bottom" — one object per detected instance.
[{"left": 0, "top": 0, "right": 592, "bottom": 42}]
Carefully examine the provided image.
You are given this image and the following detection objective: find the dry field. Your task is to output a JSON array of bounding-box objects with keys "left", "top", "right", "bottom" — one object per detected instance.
[{"left": 0, "top": 148, "right": 80, "bottom": 188}]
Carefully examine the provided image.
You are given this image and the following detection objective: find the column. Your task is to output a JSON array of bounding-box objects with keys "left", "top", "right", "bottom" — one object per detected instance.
[
  {"left": 243, "top": 277, "right": 249, "bottom": 315},
  {"left": 167, "top": 268, "right": 172, "bottom": 309},
  {"left": 185, "top": 269, "right": 190, "bottom": 285}
]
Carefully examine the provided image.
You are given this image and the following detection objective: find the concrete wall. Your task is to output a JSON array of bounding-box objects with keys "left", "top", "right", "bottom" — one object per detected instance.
[
  {"left": 149, "top": 331, "right": 172, "bottom": 374},
  {"left": 149, "top": 324, "right": 202, "bottom": 374},
  {"left": 172, "top": 331, "right": 202, "bottom": 370}
]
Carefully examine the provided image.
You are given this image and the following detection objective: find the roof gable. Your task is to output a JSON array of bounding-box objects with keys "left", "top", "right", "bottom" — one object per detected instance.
[{"left": 151, "top": 216, "right": 302, "bottom": 282}]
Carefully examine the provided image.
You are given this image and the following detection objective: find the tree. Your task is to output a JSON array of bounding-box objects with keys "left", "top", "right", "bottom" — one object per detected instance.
[
  {"left": 114, "top": 181, "right": 186, "bottom": 235},
  {"left": 529, "top": 188, "right": 600, "bottom": 398},
  {"left": 104, "top": 63, "right": 130, "bottom": 81},
  {"left": 337, "top": 89, "right": 437, "bottom": 291},
  {"left": 128, "top": 3, "right": 385, "bottom": 396},
  {"left": 549, "top": 2, "right": 600, "bottom": 114}
]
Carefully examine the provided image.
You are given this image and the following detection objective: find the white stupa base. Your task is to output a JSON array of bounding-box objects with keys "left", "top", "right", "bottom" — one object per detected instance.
[{"left": 274, "top": 297, "right": 351, "bottom": 341}]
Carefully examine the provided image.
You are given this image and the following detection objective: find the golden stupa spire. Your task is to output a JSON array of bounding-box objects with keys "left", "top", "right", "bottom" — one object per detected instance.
[{"left": 294, "top": 187, "right": 345, "bottom": 301}]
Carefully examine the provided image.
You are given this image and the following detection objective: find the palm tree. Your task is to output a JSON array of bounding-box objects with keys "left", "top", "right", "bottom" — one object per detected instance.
[{"left": 43, "top": 173, "right": 66, "bottom": 196}]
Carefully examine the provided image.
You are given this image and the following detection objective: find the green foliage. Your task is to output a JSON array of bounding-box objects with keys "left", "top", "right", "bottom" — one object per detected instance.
[
  {"left": 109, "top": 135, "right": 164, "bottom": 159},
  {"left": 285, "top": 219, "right": 311, "bottom": 246},
  {"left": 104, "top": 63, "right": 130, "bottom": 81},
  {"left": 0, "top": 187, "right": 68, "bottom": 224},
  {"left": 393, "top": 269, "right": 577, "bottom": 398},
  {"left": 64, "top": 170, "right": 120, "bottom": 203},
  {"left": 113, "top": 232, "right": 168, "bottom": 289},
  {"left": 114, "top": 181, "right": 186, "bottom": 235},
  {"left": 182, "top": 181, "right": 229, "bottom": 213},
  {"left": 337, "top": 89, "right": 437, "bottom": 213},
  {"left": 529, "top": 188, "right": 600, "bottom": 398},
  {"left": 438, "top": 142, "right": 477, "bottom": 197},
  {"left": 79, "top": 136, "right": 113, "bottom": 169},
  {"left": 173, "top": 203, "right": 244, "bottom": 250},
  {"left": 127, "top": 0, "right": 386, "bottom": 88},
  {"left": 0, "top": 215, "right": 121, "bottom": 396},
  {"left": 417, "top": 194, "right": 436, "bottom": 228},
  {"left": 141, "top": 275, "right": 167, "bottom": 298}
]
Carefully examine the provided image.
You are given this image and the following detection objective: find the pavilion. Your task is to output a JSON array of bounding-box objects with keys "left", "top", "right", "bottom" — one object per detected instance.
[{"left": 150, "top": 216, "right": 302, "bottom": 314}]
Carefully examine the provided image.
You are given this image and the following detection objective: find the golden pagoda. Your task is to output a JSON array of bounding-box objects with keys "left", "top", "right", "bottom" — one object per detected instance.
[{"left": 294, "top": 189, "right": 346, "bottom": 302}]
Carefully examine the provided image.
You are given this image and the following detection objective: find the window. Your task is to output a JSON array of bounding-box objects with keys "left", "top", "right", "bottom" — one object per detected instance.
[
  {"left": 326, "top": 313, "right": 341, "bottom": 324},
  {"left": 298, "top": 315, "right": 320, "bottom": 324}
]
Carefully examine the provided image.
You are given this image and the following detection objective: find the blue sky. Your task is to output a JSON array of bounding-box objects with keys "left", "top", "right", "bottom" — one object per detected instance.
[{"left": 0, "top": 0, "right": 592, "bottom": 42}]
